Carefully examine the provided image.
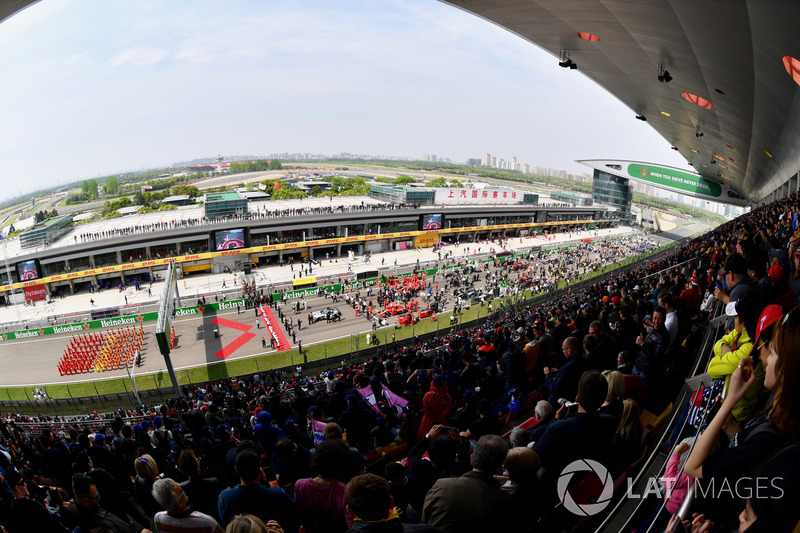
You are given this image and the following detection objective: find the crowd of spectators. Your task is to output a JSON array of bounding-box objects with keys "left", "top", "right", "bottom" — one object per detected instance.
[
  {"left": 3, "top": 193, "right": 800, "bottom": 532},
  {"left": 72, "top": 202, "right": 412, "bottom": 245}
]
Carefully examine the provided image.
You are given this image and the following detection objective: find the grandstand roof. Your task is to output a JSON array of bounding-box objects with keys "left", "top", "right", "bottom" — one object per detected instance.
[
  {"left": 444, "top": 0, "right": 800, "bottom": 204},
  {"left": 0, "top": 0, "right": 36, "bottom": 25},
  {"left": 6, "top": 2, "right": 797, "bottom": 204}
]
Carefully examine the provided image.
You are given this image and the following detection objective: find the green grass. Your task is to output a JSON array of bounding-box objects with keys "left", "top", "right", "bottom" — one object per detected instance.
[{"left": 1, "top": 236, "right": 685, "bottom": 409}]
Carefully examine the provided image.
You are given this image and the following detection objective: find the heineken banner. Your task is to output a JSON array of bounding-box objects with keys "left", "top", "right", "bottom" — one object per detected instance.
[
  {"left": 0, "top": 300, "right": 245, "bottom": 341},
  {"left": 577, "top": 159, "right": 748, "bottom": 207}
]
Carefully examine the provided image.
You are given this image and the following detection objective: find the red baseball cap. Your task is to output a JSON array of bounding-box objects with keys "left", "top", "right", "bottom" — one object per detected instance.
[{"left": 753, "top": 305, "right": 784, "bottom": 347}]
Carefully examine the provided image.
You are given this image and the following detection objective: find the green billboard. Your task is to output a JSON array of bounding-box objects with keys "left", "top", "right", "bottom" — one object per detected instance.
[{"left": 627, "top": 164, "right": 722, "bottom": 198}]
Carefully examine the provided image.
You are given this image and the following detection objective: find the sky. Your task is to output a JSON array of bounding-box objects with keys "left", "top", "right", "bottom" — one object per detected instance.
[{"left": 0, "top": 0, "right": 690, "bottom": 198}]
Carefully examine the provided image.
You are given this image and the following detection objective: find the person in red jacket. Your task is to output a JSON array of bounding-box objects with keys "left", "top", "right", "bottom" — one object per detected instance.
[
  {"left": 417, "top": 375, "right": 452, "bottom": 440},
  {"left": 679, "top": 276, "right": 703, "bottom": 318}
]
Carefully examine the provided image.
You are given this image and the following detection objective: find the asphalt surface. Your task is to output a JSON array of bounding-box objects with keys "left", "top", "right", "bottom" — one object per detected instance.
[{"left": 0, "top": 225, "right": 680, "bottom": 388}]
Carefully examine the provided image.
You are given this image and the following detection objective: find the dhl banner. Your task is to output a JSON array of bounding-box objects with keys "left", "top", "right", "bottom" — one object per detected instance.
[
  {"left": 0, "top": 220, "right": 594, "bottom": 292},
  {"left": 415, "top": 232, "right": 439, "bottom": 248}
]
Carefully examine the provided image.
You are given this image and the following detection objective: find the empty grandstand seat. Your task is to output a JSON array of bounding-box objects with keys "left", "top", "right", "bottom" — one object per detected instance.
[{"left": 641, "top": 402, "right": 673, "bottom": 437}]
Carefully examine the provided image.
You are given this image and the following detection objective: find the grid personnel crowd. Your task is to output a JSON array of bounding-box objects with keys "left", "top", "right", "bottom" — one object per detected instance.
[{"left": 3, "top": 194, "right": 800, "bottom": 532}]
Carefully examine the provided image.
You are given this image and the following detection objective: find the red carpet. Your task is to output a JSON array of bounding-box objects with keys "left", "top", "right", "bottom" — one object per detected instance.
[{"left": 259, "top": 306, "right": 290, "bottom": 351}]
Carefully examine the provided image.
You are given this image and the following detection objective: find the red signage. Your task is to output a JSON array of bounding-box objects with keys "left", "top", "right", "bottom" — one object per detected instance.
[{"left": 24, "top": 284, "right": 47, "bottom": 302}]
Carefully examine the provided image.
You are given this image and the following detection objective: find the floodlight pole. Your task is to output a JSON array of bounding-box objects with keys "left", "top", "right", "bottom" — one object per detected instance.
[
  {"left": 124, "top": 359, "right": 142, "bottom": 407},
  {"left": 155, "top": 262, "right": 183, "bottom": 398}
]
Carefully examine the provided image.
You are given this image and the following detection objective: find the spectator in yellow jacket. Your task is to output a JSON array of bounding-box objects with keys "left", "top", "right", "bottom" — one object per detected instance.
[{"left": 707, "top": 303, "right": 779, "bottom": 423}]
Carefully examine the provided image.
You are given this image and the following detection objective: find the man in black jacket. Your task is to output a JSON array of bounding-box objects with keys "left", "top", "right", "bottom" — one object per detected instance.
[
  {"left": 533, "top": 371, "right": 616, "bottom": 485},
  {"left": 2, "top": 468, "right": 71, "bottom": 533},
  {"left": 65, "top": 473, "right": 139, "bottom": 533},
  {"left": 714, "top": 252, "right": 764, "bottom": 332},
  {"left": 633, "top": 307, "right": 670, "bottom": 386}
]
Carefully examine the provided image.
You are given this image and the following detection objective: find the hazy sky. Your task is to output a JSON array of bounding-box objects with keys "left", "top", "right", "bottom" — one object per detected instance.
[{"left": 0, "top": 0, "right": 689, "bottom": 197}]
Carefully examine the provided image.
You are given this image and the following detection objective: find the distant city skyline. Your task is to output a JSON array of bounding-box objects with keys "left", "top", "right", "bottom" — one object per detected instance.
[{"left": 0, "top": 0, "right": 689, "bottom": 198}]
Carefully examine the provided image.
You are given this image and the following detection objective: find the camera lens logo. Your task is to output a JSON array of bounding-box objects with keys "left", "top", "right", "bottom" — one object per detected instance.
[{"left": 557, "top": 459, "right": 614, "bottom": 516}]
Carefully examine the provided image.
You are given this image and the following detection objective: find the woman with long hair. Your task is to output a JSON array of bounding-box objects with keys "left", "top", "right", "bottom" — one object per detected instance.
[
  {"left": 684, "top": 305, "right": 800, "bottom": 529},
  {"left": 607, "top": 398, "right": 643, "bottom": 477}
]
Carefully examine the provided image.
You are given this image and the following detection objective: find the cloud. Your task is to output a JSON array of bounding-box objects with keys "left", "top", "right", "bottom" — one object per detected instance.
[{"left": 108, "top": 46, "right": 168, "bottom": 68}]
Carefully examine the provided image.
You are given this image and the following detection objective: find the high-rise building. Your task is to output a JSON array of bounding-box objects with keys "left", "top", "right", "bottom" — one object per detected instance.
[
  {"left": 592, "top": 169, "right": 633, "bottom": 223},
  {"left": 491, "top": 156, "right": 497, "bottom": 167},
  {"left": 523, "top": 164, "right": 530, "bottom": 174},
  {"left": 512, "top": 156, "right": 518, "bottom": 171},
  {"left": 485, "top": 152, "right": 491, "bottom": 167}
]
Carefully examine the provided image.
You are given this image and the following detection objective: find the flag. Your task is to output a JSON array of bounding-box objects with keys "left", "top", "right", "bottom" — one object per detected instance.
[
  {"left": 312, "top": 420, "right": 326, "bottom": 446},
  {"left": 274, "top": 182, "right": 281, "bottom": 190},
  {"left": 356, "top": 386, "right": 381, "bottom": 414},
  {"left": 382, "top": 384, "right": 408, "bottom": 417}
]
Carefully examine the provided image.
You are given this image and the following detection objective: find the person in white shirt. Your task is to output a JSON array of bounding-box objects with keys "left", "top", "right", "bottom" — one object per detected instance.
[
  {"left": 658, "top": 293, "right": 679, "bottom": 349},
  {"left": 151, "top": 478, "right": 223, "bottom": 533}
]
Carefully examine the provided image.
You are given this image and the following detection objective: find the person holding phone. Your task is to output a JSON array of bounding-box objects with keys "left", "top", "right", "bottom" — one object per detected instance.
[
  {"left": 707, "top": 304, "right": 780, "bottom": 425},
  {"left": 684, "top": 306, "right": 800, "bottom": 526}
]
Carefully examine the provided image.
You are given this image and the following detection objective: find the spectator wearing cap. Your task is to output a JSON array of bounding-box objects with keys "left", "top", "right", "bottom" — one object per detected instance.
[
  {"left": 684, "top": 305, "right": 800, "bottom": 525},
  {"left": 151, "top": 477, "right": 223, "bottom": 533},
  {"left": 679, "top": 276, "right": 703, "bottom": 318},
  {"left": 164, "top": 445, "right": 189, "bottom": 483},
  {"left": 708, "top": 305, "right": 781, "bottom": 424},
  {"left": 2, "top": 468, "right": 71, "bottom": 533},
  {"left": 416, "top": 375, "right": 452, "bottom": 441},
  {"left": 218, "top": 450, "right": 296, "bottom": 531},
  {"left": 345, "top": 473, "right": 440, "bottom": 533},
  {"left": 86, "top": 432, "right": 128, "bottom": 486},
  {"left": 714, "top": 252, "right": 764, "bottom": 333},
  {"left": 152, "top": 416, "right": 172, "bottom": 452}
]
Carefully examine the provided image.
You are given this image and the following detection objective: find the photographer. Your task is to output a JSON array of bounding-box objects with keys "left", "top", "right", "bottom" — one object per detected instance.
[{"left": 533, "top": 371, "right": 616, "bottom": 485}]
